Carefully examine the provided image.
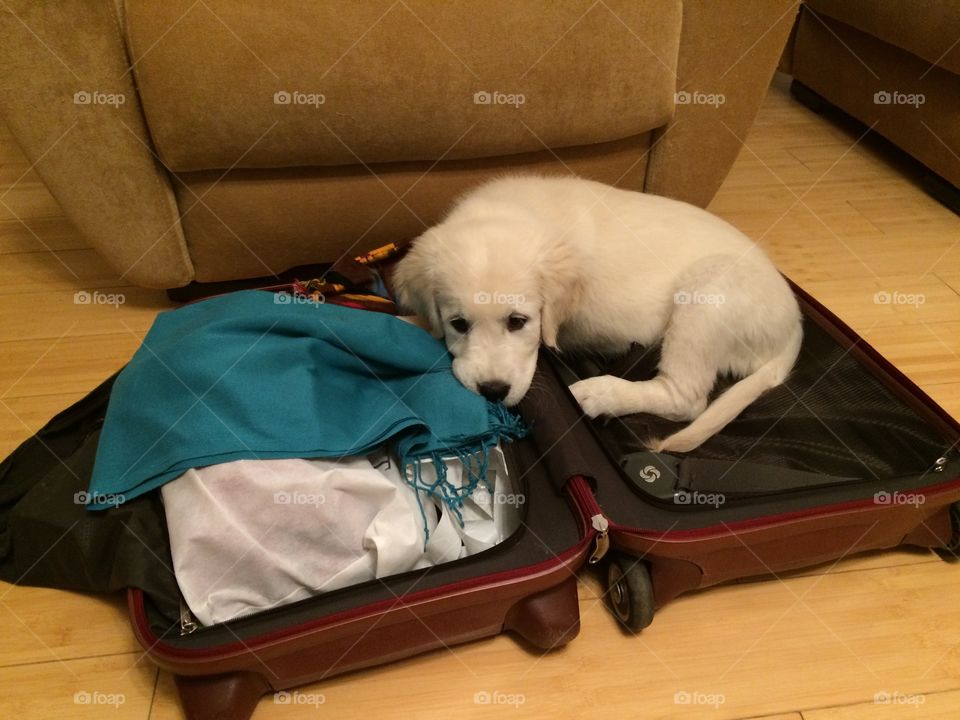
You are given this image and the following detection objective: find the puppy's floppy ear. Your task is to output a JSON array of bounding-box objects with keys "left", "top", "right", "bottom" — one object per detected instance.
[
  {"left": 539, "top": 242, "right": 583, "bottom": 350},
  {"left": 391, "top": 233, "right": 444, "bottom": 337}
]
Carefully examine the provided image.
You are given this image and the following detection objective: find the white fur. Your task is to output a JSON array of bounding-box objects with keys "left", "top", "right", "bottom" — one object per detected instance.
[{"left": 393, "top": 175, "right": 802, "bottom": 452}]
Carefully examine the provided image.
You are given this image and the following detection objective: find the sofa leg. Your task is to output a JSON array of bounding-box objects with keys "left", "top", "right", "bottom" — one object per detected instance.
[
  {"left": 174, "top": 671, "right": 269, "bottom": 720},
  {"left": 503, "top": 577, "right": 581, "bottom": 651}
]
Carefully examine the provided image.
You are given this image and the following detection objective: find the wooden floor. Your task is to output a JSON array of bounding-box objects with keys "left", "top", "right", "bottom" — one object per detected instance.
[{"left": 1, "top": 74, "right": 958, "bottom": 719}]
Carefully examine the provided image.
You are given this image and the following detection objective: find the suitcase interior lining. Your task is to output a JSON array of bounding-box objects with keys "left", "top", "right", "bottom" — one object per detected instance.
[{"left": 546, "top": 303, "right": 957, "bottom": 530}]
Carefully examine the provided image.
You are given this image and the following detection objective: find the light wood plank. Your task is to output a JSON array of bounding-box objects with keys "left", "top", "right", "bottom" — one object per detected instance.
[
  {"left": 925, "top": 382, "right": 960, "bottom": 420},
  {"left": 0, "top": 334, "right": 139, "bottom": 400},
  {"left": 755, "top": 547, "right": 938, "bottom": 581},
  {"left": 0, "top": 652, "right": 155, "bottom": 718},
  {"left": 848, "top": 195, "right": 960, "bottom": 234},
  {"left": 0, "top": 585, "right": 139, "bottom": 667},
  {"left": 0, "top": 391, "right": 87, "bottom": 457},
  {"left": 795, "top": 278, "right": 960, "bottom": 331},
  {"left": 0, "top": 287, "right": 172, "bottom": 343},
  {"left": 937, "top": 272, "right": 960, "bottom": 297},
  {"left": 0, "top": 248, "right": 132, "bottom": 295},
  {"left": 837, "top": 231, "right": 960, "bottom": 278},
  {"left": 0, "top": 182, "right": 63, "bottom": 222},
  {"left": 0, "top": 216, "right": 89, "bottom": 254},
  {"left": 860, "top": 322, "right": 960, "bottom": 388},
  {"left": 804, "top": 688, "right": 960, "bottom": 719}
]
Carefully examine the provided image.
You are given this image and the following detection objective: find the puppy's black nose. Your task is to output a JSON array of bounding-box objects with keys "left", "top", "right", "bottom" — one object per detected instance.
[{"left": 477, "top": 381, "right": 511, "bottom": 403}]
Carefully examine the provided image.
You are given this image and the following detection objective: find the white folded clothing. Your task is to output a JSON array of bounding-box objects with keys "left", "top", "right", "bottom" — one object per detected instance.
[{"left": 161, "top": 449, "right": 521, "bottom": 626}]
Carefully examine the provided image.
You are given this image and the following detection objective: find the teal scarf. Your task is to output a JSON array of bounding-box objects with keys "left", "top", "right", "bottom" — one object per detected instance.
[{"left": 88, "top": 291, "right": 527, "bottom": 535}]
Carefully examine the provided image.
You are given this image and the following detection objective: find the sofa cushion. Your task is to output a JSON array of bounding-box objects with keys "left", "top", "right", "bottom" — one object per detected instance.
[
  {"left": 125, "top": 0, "right": 680, "bottom": 172},
  {"left": 174, "top": 132, "right": 652, "bottom": 282},
  {"left": 804, "top": 0, "right": 960, "bottom": 76}
]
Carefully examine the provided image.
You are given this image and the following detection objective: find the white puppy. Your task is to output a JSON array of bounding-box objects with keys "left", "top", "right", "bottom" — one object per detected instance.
[{"left": 393, "top": 175, "right": 802, "bottom": 453}]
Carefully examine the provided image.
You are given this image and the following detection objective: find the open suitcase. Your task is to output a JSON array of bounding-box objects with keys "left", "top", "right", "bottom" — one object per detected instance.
[{"left": 1, "top": 280, "right": 958, "bottom": 720}]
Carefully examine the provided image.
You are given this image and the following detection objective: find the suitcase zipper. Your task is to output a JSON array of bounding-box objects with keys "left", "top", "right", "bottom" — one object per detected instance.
[
  {"left": 568, "top": 476, "right": 611, "bottom": 564},
  {"left": 934, "top": 453, "right": 952, "bottom": 472},
  {"left": 179, "top": 598, "right": 199, "bottom": 636},
  {"left": 589, "top": 514, "right": 610, "bottom": 564}
]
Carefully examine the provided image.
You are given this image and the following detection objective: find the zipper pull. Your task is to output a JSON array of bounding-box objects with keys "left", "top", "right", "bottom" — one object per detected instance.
[
  {"left": 589, "top": 514, "right": 610, "bottom": 564},
  {"left": 179, "top": 598, "right": 199, "bottom": 636},
  {"left": 934, "top": 456, "right": 948, "bottom": 473}
]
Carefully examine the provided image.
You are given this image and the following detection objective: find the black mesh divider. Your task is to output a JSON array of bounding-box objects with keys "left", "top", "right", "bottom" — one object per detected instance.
[{"left": 561, "top": 315, "right": 950, "bottom": 481}]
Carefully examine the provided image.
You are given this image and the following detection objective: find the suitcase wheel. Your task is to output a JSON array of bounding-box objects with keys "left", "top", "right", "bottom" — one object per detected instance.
[{"left": 605, "top": 553, "right": 654, "bottom": 633}]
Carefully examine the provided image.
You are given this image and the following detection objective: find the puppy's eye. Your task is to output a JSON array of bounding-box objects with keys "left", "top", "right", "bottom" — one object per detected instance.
[
  {"left": 449, "top": 317, "right": 470, "bottom": 334},
  {"left": 507, "top": 314, "right": 528, "bottom": 332}
]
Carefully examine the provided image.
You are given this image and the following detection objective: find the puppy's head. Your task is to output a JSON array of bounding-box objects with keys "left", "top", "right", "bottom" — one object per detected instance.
[{"left": 393, "top": 217, "right": 580, "bottom": 406}]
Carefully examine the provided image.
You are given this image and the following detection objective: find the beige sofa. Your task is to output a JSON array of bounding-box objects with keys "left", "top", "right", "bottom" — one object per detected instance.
[
  {"left": 0, "top": 1, "right": 797, "bottom": 289},
  {"left": 786, "top": 1, "right": 960, "bottom": 199}
]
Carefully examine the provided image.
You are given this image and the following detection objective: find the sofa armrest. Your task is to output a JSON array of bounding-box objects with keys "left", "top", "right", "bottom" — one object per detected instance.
[
  {"left": 644, "top": 0, "right": 799, "bottom": 207},
  {"left": 0, "top": 0, "right": 193, "bottom": 288}
]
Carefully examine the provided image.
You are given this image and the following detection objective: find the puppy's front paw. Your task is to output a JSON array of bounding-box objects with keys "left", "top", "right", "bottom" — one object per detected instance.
[{"left": 569, "top": 375, "right": 635, "bottom": 418}]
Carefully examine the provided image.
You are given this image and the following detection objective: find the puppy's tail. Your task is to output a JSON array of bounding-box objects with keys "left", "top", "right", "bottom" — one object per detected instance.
[{"left": 651, "top": 328, "right": 802, "bottom": 454}]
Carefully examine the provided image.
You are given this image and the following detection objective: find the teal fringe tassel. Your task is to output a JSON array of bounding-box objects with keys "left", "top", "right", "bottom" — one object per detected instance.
[{"left": 399, "top": 403, "right": 529, "bottom": 550}]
